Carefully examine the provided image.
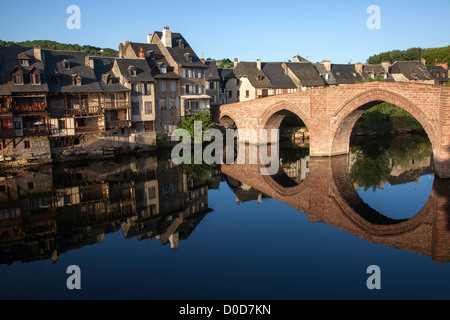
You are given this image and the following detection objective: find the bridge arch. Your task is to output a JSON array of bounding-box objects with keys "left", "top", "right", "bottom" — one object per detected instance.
[
  {"left": 218, "top": 113, "right": 239, "bottom": 130},
  {"left": 330, "top": 155, "right": 435, "bottom": 236},
  {"left": 260, "top": 100, "right": 311, "bottom": 130},
  {"left": 331, "top": 88, "right": 438, "bottom": 157}
]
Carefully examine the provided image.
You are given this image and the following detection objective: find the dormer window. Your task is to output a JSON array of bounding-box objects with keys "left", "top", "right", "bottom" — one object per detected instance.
[
  {"left": 179, "top": 40, "right": 185, "bottom": 49},
  {"left": 19, "top": 59, "right": 30, "bottom": 67},
  {"left": 30, "top": 70, "right": 41, "bottom": 85},
  {"left": 184, "top": 53, "right": 192, "bottom": 63},
  {"left": 148, "top": 50, "right": 155, "bottom": 60},
  {"left": 63, "top": 60, "right": 70, "bottom": 70},
  {"left": 12, "top": 71, "right": 24, "bottom": 85},
  {"left": 160, "top": 64, "right": 167, "bottom": 74},
  {"left": 256, "top": 75, "right": 263, "bottom": 81},
  {"left": 411, "top": 73, "right": 419, "bottom": 80},
  {"left": 128, "top": 66, "right": 137, "bottom": 76},
  {"left": 72, "top": 74, "right": 82, "bottom": 86},
  {"left": 102, "top": 74, "right": 112, "bottom": 84}
]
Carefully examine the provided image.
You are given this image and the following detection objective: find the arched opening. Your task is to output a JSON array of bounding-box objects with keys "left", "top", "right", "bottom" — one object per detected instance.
[
  {"left": 218, "top": 115, "right": 237, "bottom": 130},
  {"left": 335, "top": 95, "right": 435, "bottom": 221},
  {"left": 263, "top": 109, "right": 310, "bottom": 189}
]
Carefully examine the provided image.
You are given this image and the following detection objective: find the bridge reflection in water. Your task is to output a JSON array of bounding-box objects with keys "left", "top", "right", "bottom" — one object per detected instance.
[
  {"left": 0, "top": 147, "right": 448, "bottom": 266},
  {"left": 221, "top": 154, "right": 450, "bottom": 263}
]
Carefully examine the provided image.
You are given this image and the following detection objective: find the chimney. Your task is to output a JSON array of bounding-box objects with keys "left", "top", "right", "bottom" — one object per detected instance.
[
  {"left": 139, "top": 47, "right": 145, "bottom": 58},
  {"left": 355, "top": 62, "right": 363, "bottom": 75},
  {"left": 436, "top": 62, "right": 448, "bottom": 70},
  {"left": 322, "top": 60, "right": 331, "bottom": 72},
  {"left": 381, "top": 61, "right": 391, "bottom": 73},
  {"left": 33, "top": 46, "right": 42, "bottom": 61},
  {"left": 257, "top": 59, "right": 262, "bottom": 70},
  {"left": 421, "top": 57, "right": 426, "bottom": 66},
  {"left": 119, "top": 43, "right": 124, "bottom": 58},
  {"left": 162, "top": 26, "right": 172, "bottom": 48},
  {"left": 200, "top": 58, "right": 205, "bottom": 64},
  {"left": 234, "top": 58, "right": 238, "bottom": 68},
  {"left": 147, "top": 34, "right": 152, "bottom": 44}
]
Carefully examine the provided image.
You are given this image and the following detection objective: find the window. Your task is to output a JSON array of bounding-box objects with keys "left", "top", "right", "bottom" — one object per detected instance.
[
  {"left": 209, "top": 82, "right": 216, "bottom": 90},
  {"left": 30, "top": 73, "right": 41, "bottom": 85},
  {"left": 144, "top": 102, "right": 152, "bottom": 114},
  {"left": 24, "top": 141, "right": 31, "bottom": 149},
  {"left": 131, "top": 102, "right": 140, "bottom": 115},
  {"left": 245, "top": 90, "right": 250, "bottom": 98},
  {"left": 19, "top": 59, "right": 29, "bottom": 67},
  {"left": 184, "top": 69, "right": 189, "bottom": 78},
  {"left": 148, "top": 187, "right": 156, "bottom": 199},
  {"left": 228, "top": 90, "right": 232, "bottom": 98},
  {"left": 72, "top": 75, "right": 82, "bottom": 86},
  {"left": 171, "top": 81, "right": 176, "bottom": 92},
  {"left": 210, "top": 95, "right": 217, "bottom": 103},
  {"left": 14, "top": 121, "right": 21, "bottom": 129},
  {"left": 160, "top": 65, "right": 167, "bottom": 73},
  {"left": 13, "top": 73, "right": 23, "bottom": 85},
  {"left": 63, "top": 60, "right": 70, "bottom": 69},
  {"left": 158, "top": 98, "right": 166, "bottom": 109},
  {"left": 236, "top": 79, "right": 240, "bottom": 86},
  {"left": 185, "top": 84, "right": 190, "bottom": 94},
  {"left": 237, "top": 90, "right": 240, "bottom": 99},
  {"left": 160, "top": 80, "right": 166, "bottom": 92},
  {"left": 59, "top": 119, "right": 66, "bottom": 129},
  {"left": 193, "top": 70, "right": 198, "bottom": 78},
  {"left": 27, "top": 182, "right": 34, "bottom": 190},
  {"left": 166, "top": 98, "right": 171, "bottom": 109}
]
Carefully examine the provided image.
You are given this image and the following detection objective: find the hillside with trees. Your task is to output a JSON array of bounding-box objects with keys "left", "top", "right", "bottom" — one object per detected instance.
[
  {"left": 0, "top": 40, "right": 118, "bottom": 56},
  {"left": 367, "top": 46, "right": 450, "bottom": 65}
]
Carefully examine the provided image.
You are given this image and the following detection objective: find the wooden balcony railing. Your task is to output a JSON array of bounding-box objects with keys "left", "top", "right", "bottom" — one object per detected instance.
[
  {"left": 104, "top": 102, "right": 130, "bottom": 109},
  {"left": 66, "top": 106, "right": 102, "bottom": 116},
  {"left": 106, "top": 120, "right": 130, "bottom": 130},
  {"left": 22, "top": 128, "right": 51, "bottom": 137}
]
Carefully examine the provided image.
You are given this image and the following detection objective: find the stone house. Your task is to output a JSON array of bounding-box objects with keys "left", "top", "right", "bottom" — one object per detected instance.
[
  {"left": 204, "top": 60, "right": 221, "bottom": 122},
  {"left": 388, "top": 61, "right": 435, "bottom": 84},
  {"left": 120, "top": 40, "right": 182, "bottom": 136},
  {"left": 0, "top": 46, "right": 52, "bottom": 165},
  {"left": 149, "top": 27, "right": 211, "bottom": 118}
]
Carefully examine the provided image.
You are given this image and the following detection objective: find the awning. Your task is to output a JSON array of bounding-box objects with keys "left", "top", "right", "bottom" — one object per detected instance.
[{"left": 181, "top": 94, "right": 211, "bottom": 100}]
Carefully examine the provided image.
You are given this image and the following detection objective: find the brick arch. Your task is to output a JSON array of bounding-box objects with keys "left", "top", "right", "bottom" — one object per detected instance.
[
  {"left": 330, "top": 156, "right": 436, "bottom": 236},
  {"left": 262, "top": 165, "right": 311, "bottom": 196},
  {"left": 260, "top": 100, "right": 311, "bottom": 130},
  {"left": 330, "top": 88, "right": 438, "bottom": 156},
  {"left": 219, "top": 113, "right": 239, "bottom": 129}
]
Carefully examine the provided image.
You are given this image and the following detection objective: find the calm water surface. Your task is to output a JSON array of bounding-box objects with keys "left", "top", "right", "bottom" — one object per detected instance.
[{"left": 0, "top": 133, "right": 449, "bottom": 300}]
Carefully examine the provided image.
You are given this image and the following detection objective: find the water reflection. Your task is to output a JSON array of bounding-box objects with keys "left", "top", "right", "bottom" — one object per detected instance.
[{"left": 0, "top": 133, "right": 449, "bottom": 267}]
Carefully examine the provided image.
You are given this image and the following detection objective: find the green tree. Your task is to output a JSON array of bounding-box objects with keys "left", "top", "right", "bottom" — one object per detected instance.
[{"left": 177, "top": 111, "right": 216, "bottom": 142}]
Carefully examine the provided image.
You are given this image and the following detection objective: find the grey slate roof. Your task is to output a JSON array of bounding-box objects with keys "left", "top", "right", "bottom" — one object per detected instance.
[
  {"left": 361, "top": 64, "right": 394, "bottom": 81},
  {"left": 204, "top": 60, "right": 221, "bottom": 81},
  {"left": 43, "top": 50, "right": 102, "bottom": 93},
  {"left": 426, "top": 66, "right": 448, "bottom": 82},
  {"left": 154, "top": 31, "right": 207, "bottom": 69},
  {"left": 233, "top": 62, "right": 273, "bottom": 88},
  {"left": 331, "top": 64, "right": 364, "bottom": 84},
  {"left": 261, "top": 62, "right": 297, "bottom": 89},
  {"left": 312, "top": 63, "right": 337, "bottom": 86},
  {"left": 285, "top": 62, "right": 326, "bottom": 87},
  {"left": 0, "top": 47, "right": 49, "bottom": 95},
  {"left": 390, "top": 61, "right": 434, "bottom": 81},
  {"left": 127, "top": 42, "right": 180, "bottom": 79},
  {"left": 88, "top": 56, "right": 129, "bottom": 92},
  {"left": 115, "top": 58, "right": 155, "bottom": 83}
]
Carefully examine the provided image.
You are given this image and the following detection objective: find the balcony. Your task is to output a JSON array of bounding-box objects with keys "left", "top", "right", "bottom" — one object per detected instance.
[
  {"left": 0, "top": 129, "right": 15, "bottom": 139},
  {"left": 66, "top": 106, "right": 102, "bottom": 117},
  {"left": 22, "top": 127, "right": 51, "bottom": 137},
  {"left": 13, "top": 105, "right": 48, "bottom": 115},
  {"left": 106, "top": 120, "right": 130, "bottom": 130},
  {"left": 104, "top": 102, "right": 130, "bottom": 109}
]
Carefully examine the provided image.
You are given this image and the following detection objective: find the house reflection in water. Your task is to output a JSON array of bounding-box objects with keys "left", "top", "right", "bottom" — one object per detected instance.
[{"left": 0, "top": 155, "right": 216, "bottom": 265}]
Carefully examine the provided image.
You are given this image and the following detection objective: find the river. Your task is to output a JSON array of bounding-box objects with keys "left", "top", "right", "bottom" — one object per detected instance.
[{"left": 0, "top": 133, "right": 449, "bottom": 300}]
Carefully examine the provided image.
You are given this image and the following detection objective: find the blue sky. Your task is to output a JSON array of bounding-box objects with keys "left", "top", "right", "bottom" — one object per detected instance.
[{"left": 0, "top": 0, "right": 449, "bottom": 64}]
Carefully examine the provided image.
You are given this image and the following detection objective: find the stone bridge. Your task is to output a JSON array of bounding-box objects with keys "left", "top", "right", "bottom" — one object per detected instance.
[
  {"left": 219, "top": 82, "right": 450, "bottom": 178},
  {"left": 221, "top": 156, "right": 450, "bottom": 263}
]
